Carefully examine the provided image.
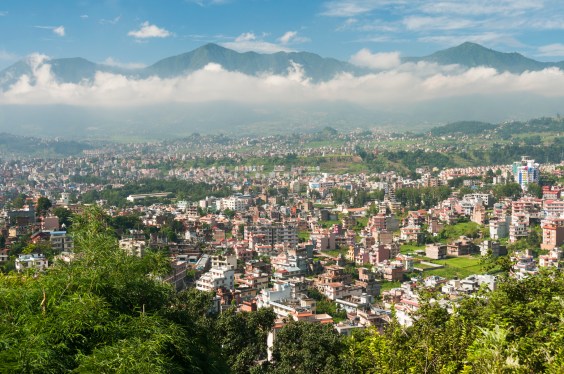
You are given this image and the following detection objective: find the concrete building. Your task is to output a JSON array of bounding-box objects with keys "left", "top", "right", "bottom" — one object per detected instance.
[
  {"left": 119, "top": 238, "right": 146, "bottom": 257},
  {"left": 426, "top": 244, "right": 447, "bottom": 260},
  {"left": 196, "top": 266, "right": 235, "bottom": 292},
  {"left": 512, "top": 156, "right": 539, "bottom": 191},
  {"left": 244, "top": 221, "right": 298, "bottom": 248},
  {"left": 50, "top": 231, "right": 74, "bottom": 252},
  {"left": 15, "top": 253, "right": 48, "bottom": 272},
  {"left": 211, "top": 253, "right": 237, "bottom": 270}
]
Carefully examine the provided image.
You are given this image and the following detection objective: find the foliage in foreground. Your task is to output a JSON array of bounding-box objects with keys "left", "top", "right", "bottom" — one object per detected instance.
[
  {"left": 0, "top": 207, "right": 270, "bottom": 373},
  {"left": 2, "top": 206, "right": 564, "bottom": 373}
]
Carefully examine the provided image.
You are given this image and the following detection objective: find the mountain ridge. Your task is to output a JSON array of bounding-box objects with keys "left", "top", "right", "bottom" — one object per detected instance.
[
  {"left": 403, "top": 42, "right": 564, "bottom": 73},
  {"left": 1, "top": 42, "right": 563, "bottom": 90}
]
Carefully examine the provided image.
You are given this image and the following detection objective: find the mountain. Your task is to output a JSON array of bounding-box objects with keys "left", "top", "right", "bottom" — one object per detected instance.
[
  {"left": 1, "top": 42, "right": 563, "bottom": 91},
  {"left": 0, "top": 56, "right": 134, "bottom": 89},
  {"left": 404, "top": 42, "right": 564, "bottom": 73},
  {"left": 144, "top": 43, "right": 359, "bottom": 81},
  {"left": 0, "top": 44, "right": 360, "bottom": 90}
]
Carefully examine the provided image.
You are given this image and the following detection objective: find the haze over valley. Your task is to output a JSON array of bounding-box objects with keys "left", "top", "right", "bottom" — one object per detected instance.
[{"left": 1, "top": 43, "right": 564, "bottom": 139}]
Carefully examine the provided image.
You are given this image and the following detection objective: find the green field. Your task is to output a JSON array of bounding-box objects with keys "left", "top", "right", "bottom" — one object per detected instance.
[
  {"left": 425, "top": 256, "right": 484, "bottom": 279},
  {"left": 439, "top": 221, "right": 480, "bottom": 242},
  {"left": 401, "top": 244, "right": 425, "bottom": 254},
  {"left": 380, "top": 281, "right": 402, "bottom": 292},
  {"left": 320, "top": 248, "right": 348, "bottom": 257},
  {"left": 415, "top": 262, "right": 437, "bottom": 270}
]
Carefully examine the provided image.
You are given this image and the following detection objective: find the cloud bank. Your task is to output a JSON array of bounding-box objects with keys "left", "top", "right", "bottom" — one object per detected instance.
[{"left": 1, "top": 52, "right": 564, "bottom": 113}]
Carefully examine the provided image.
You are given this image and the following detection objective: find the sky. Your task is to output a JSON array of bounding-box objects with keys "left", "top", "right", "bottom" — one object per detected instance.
[
  {"left": 1, "top": 0, "right": 564, "bottom": 70},
  {"left": 1, "top": 0, "right": 564, "bottom": 135}
]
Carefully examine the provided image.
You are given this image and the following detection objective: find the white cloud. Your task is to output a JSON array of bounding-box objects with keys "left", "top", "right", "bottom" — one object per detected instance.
[
  {"left": 236, "top": 32, "right": 256, "bottom": 42},
  {"left": 102, "top": 57, "right": 147, "bottom": 69},
  {"left": 537, "top": 43, "right": 564, "bottom": 57},
  {"left": 278, "top": 31, "right": 310, "bottom": 45},
  {"left": 279, "top": 31, "right": 297, "bottom": 44},
  {"left": 350, "top": 49, "right": 401, "bottom": 69},
  {"left": 420, "top": 1, "right": 543, "bottom": 16},
  {"left": 0, "top": 11, "right": 7, "bottom": 16},
  {"left": 2, "top": 53, "right": 564, "bottom": 109},
  {"left": 403, "top": 16, "right": 476, "bottom": 31},
  {"left": 34, "top": 25, "right": 66, "bottom": 37},
  {"left": 80, "top": 14, "right": 89, "bottom": 19},
  {"left": 321, "top": 0, "right": 401, "bottom": 17},
  {"left": 128, "top": 21, "right": 172, "bottom": 39},
  {"left": 53, "top": 26, "right": 65, "bottom": 37},
  {"left": 222, "top": 32, "right": 294, "bottom": 53}
]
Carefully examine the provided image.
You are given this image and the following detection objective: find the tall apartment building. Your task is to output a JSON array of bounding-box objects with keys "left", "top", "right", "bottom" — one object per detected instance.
[
  {"left": 195, "top": 266, "right": 235, "bottom": 292},
  {"left": 244, "top": 220, "right": 298, "bottom": 248},
  {"left": 512, "top": 156, "right": 539, "bottom": 191}
]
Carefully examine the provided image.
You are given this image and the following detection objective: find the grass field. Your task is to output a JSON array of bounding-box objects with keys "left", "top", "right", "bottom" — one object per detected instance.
[
  {"left": 320, "top": 248, "right": 348, "bottom": 257},
  {"left": 439, "top": 221, "right": 480, "bottom": 243},
  {"left": 380, "top": 281, "right": 402, "bottom": 292},
  {"left": 415, "top": 262, "right": 438, "bottom": 270},
  {"left": 401, "top": 244, "right": 425, "bottom": 254},
  {"left": 425, "top": 256, "right": 484, "bottom": 279}
]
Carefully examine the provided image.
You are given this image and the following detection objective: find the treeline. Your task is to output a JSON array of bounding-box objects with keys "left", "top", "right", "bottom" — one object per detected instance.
[
  {"left": 356, "top": 142, "right": 563, "bottom": 174},
  {"left": 428, "top": 116, "right": 564, "bottom": 138},
  {"left": 395, "top": 186, "right": 451, "bottom": 210},
  {"left": 332, "top": 188, "right": 385, "bottom": 207},
  {"left": 430, "top": 121, "right": 496, "bottom": 136},
  {"left": 80, "top": 178, "right": 232, "bottom": 206},
  {"left": 0, "top": 133, "right": 91, "bottom": 157}
]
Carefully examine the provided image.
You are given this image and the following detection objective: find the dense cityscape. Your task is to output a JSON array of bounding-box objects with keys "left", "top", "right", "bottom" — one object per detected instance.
[
  {"left": 1, "top": 121, "right": 564, "bottom": 372},
  {"left": 3, "top": 0, "right": 564, "bottom": 372}
]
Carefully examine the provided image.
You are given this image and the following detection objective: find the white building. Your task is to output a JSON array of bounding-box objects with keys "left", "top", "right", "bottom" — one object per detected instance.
[
  {"left": 512, "top": 156, "right": 539, "bottom": 191},
  {"left": 211, "top": 253, "right": 237, "bottom": 270},
  {"left": 256, "top": 282, "right": 292, "bottom": 309},
  {"left": 119, "top": 238, "right": 146, "bottom": 257},
  {"left": 195, "top": 266, "right": 235, "bottom": 292},
  {"left": 244, "top": 221, "right": 298, "bottom": 248},
  {"left": 217, "top": 195, "right": 251, "bottom": 212},
  {"left": 489, "top": 215, "right": 509, "bottom": 239},
  {"left": 15, "top": 253, "right": 49, "bottom": 272}
]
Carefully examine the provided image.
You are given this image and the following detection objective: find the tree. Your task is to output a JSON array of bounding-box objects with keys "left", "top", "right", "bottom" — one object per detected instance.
[
  {"left": 11, "top": 193, "right": 27, "bottom": 209},
  {"left": 0, "top": 206, "right": 228, "bottom": 373},
  {"left": 52, "top": 207, "right": 73, "bottom": 228},
  {"left": 526, "top": 183, "right": 542, "bottom": 199},
  {"left": 36, "top": 196, "right": 52, "bottom": 217},
  {"left": 464, "top": 326, "right": 522, "bottom": 373},
  {"left": 270, "top": 321, "right": 345, "bottom": 374},
  {"left": 216, "top": 307, "right": 275, "bottom": 373}
]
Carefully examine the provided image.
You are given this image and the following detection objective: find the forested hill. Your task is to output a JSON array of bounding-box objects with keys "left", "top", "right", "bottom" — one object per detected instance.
[
  {"left": 1, "top": 206, "right": 564, "bottom": 372},
  {"left": 0, "top": 133, "right": 91, "bottom": 157},
  {"left": 430, "top": 121, "right": 497, "bottom": 136},
  {"left": 429, "top": 116, "right": 564, "bottom": 137}
]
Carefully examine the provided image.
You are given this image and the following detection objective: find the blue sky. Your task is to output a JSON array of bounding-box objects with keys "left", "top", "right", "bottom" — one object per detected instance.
[{"left": 1, "top": 0, "right": 564, "bottom": 69}]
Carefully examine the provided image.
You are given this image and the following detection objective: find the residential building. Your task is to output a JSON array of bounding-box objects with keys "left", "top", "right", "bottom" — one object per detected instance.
[
  {"left": 195, "top": 266, "right": 235, "bottom": 292},
  {"left": 50, "top": 231, "right": 74, "bottom": 252},
  {"left": 119, "top": 238, "right": 146, "bottom": 257},
  {"left": 15, "top": 253, "right": 48, "bottom": 272},
  {"left": 426, "top": 244, "right": 447, "bottom": 260},
  {"left": 512, "top": 156, "right": 540, "bottom": 191}
]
